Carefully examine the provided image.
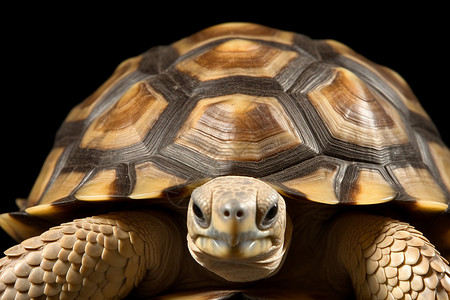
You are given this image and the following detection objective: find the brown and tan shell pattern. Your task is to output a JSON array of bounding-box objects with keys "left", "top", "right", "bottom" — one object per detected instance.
[{"left": 1, "top": 22, "right": 449, "bottom": 241}]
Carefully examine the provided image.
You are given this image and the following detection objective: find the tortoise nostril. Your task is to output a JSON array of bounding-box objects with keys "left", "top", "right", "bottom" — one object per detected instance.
[{"left": 222, "top": 209, "right": 244, "bottom": 219}]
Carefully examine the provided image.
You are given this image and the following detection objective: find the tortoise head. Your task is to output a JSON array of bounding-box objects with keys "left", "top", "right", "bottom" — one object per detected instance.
[{"left": 186, "top": 176, "right": 292, "bottom": 282}]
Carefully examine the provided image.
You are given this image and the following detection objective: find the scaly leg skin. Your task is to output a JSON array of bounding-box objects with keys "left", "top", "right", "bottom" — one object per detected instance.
[
  {"left": 0, "top": 210, "right": 183, "bottom": 300},
  {"left": 333, "top": 213, "right": 450, "bottom": 300}
]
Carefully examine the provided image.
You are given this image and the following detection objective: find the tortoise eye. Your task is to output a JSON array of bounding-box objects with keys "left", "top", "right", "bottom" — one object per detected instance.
[
  {"left": 192, "top": 202, "right": 210, "bottom": 228},
  {"left": 190, "top": 187, "right": 211, "bottom": 228},
  {"left": 262, "top": 203, "right": 278, "bottom": 227},
  {"left": 193, "top": 203, "right": 205, "bottom": 221}
]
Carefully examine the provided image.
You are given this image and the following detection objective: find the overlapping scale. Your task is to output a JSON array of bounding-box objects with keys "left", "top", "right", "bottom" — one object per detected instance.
[
  {"left": 0, "top": 213, "right": 148, "bottom": 299},
  {"left": 351, "top": 219, "right": 450, "bottom": 299}
]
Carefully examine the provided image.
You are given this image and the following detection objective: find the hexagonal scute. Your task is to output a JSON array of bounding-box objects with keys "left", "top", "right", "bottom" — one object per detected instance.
[
  {"left": 172, "top": 22, "right": 295, "bottom": 55},
  {"left": 306, "top": 67, "right": 409, "bottom": 150},
  {"left": 80, "top": 81, "right": 168, "bottom": 150},
  {"left": 176, "top": 39, "right": 298, "bottom": 81},
  {"left": 173, "top": 94, "right": 302, "bottom": 161}
]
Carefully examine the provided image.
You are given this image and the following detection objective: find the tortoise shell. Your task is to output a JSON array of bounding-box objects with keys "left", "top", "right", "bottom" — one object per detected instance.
[{"left": 2, "top": 22, "right": 449, "bottom": 241}]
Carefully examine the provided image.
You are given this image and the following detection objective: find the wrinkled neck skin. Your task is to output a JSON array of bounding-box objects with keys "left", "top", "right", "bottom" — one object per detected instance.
[
  {"left": 187, "top": 216, "right": 293, "bottom": 283},
  {"left": 274, "top": 201, "right": 353, "bottom": 297}
]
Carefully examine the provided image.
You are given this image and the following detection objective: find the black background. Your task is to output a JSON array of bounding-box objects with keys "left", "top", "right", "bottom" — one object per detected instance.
[{"left": 1, "top": 4, "right": 448, "bottom": 250}]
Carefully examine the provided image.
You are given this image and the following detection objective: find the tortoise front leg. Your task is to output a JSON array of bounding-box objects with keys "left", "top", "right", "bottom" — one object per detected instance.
[
  {"left": 331, "top": 213, "right": 450, "bottom": 299},
  {"left": 0, "top": 210, "right": 183, "bottom": 299}
]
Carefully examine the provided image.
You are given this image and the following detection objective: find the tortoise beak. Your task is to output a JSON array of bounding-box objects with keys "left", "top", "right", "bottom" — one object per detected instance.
[{"left": 217, "top": 199, "right": 248, "bottom": 247}]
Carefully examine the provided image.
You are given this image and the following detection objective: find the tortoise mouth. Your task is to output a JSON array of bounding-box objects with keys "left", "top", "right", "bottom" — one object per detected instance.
[{"left": 194, "top": 235, "right": 274, "bottom": 259}]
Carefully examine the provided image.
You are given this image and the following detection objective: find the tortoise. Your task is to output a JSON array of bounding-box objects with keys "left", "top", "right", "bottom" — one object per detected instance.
[{"left": 0, "top": 22, "right": 449, "bottom": 300}]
